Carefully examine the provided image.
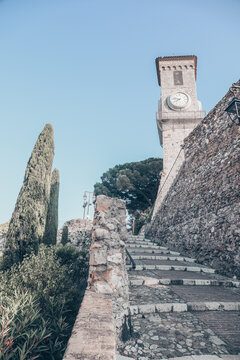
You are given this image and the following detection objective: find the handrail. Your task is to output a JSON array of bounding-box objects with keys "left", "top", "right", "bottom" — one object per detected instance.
[{"left": 126, "top": 248, "right": 136, "bottom": 270}]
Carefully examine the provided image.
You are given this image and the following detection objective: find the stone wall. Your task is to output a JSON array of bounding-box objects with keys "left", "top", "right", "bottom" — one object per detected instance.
[
  {"left": 63, "top": 195, "right": 130, "bottom": 359},
  {"left": 63, "top": 290, "right": 116, "bottom": 360},
  {"left": 147, "top": 81, "right": 240, "bottom": 279},
  {"left": 88, "top": 195, "right": 129, "bottom": 339},
  {"left": 57, "top": 218, "right": 92, "bottom": 252},
  {"left": 153, "top": 55, "right": 204, "bottom": 217}
]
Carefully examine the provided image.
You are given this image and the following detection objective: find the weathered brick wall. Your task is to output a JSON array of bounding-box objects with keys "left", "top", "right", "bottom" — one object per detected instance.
[{"left": 147, "top": 81, "right": 240, "bottom": 278}]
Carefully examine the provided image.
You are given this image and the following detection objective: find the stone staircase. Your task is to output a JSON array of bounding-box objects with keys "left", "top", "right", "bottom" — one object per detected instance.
[{"left": 118, "top": 234, "right": 240, "bottom": 360}]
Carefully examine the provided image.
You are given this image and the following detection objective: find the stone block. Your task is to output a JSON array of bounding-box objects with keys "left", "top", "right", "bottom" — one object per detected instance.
[
  {"left": 93, "top": 281, "right": 113, "bottom": 295},
  {"left": 159, "top": 278, "right": 171, "bottom": 285},
  {"left": 232, "top": 281, "right": 240, "bottom": 287},
  {"left": 144, "top": 277, "right": 159, "bottom": 286},
  {"left": 172, "top": 303, "right": 187, "bottom": 312},
  {"left": 129, "top": 305, "right": 139, "bottom": 315},
  {"left": 183, "top": 279, "right": 195, "bottom": 285},
  {"left": 107, "top": 253, "right": 122, "bottom": 264},
  {"left": 202, "top": 268, "right": 215, "bottom": 274},
  {"left": 155, "top": 303, "right": 173, "bottom": 312},
  {"left": 138, "top": 304, "right": 156, "bottom": 314},
  {"left": 186, "top": 266, "right": 201, "bottom": 272},
  {"left": 94, "top": 195, "right": 112, "bottom": 213},
  {"left": 91, "top": 247, "right": 107, "bottom": 266},
  {"left": 195, "top": 279, "right": 211, "bottom": 286},
  {"left": 222, "top": 302, "right": 240, "bottom": 310},
  {"left": 129, "top": 279, "right": 144, "bottom": 286},
  {"left": 173, "top": 265, "right": 186, "bottom": 271}
]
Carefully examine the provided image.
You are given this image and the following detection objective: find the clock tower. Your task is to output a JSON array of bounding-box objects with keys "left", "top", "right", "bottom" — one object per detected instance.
[{"left": 152, "top": 55, "right": 205, "bottom": 217}]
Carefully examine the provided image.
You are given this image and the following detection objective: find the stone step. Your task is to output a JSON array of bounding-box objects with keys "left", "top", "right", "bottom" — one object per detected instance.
[
  {"left": 127, "top": 237, "right": 154, "bottom": 241},
  {"left": 171, "top": 285, "right": 240, "bottom": 303},
  {"left": 128, "top": 247, "right": 180, "bottom": 255},
  {"left": 132, "top": 254, "right": 196, "bottom": 262},
  {"left": 134, "top": 258, "right": 212, "bottom": 271},
  {"left": 161, "top": 356, "right": 240, "bottom": 360},
  {"left": 129, "top": 278, "right": 240, "bottom": 287},
  {"left": 127, "top": 243, "right": 167, "bottom": 249},
  {"left": 128, "top": 235, "right": 145, "bottom": 240},
  {"left": 127, "top": 240, "right": 156, "bottom": 245},
  {"left": 128, "top": 269, "right": 229, "bottom": 281},
  {"left": 127, "top": 264, "right": 215, "bottom": 273},
  {"left": 130, "top": 302, "right": 240, "bottom": 314},
  {"left": 127, "top": 242, "right": 157, "bottom": 247}
]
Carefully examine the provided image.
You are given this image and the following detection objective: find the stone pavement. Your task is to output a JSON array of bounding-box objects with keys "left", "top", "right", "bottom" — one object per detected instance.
[{"left": 118, "top": 234, "right": 240, "bottom": 360}]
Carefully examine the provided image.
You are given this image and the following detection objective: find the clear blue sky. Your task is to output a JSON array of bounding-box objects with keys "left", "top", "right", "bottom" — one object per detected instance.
[{"left": 0, "top": 0, "right": 239, "bottom": 226}]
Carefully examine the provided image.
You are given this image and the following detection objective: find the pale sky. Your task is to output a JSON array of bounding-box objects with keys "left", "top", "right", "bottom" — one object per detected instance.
[{"left": 0, "top": 0, "right": 239, "bottom": 226}]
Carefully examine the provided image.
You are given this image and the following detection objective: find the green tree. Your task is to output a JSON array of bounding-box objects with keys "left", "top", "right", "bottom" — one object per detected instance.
[
  {"left": 94, "top": 157, "right": 162, "bottom": 215},
  {"left": 2, "top": 124, "right": 54, "bottom": 270},
  {"left": 43, "top": 168, "right": 60, "bottom": 246},
  {"left": 61, "top": 226, "right": 69, "bottom": 245}
]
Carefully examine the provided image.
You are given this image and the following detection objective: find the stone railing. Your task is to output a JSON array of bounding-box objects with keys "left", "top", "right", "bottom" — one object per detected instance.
[
  {"left": 63, "top": 290, "right": 116, "bottom": 360},
  {"left": 63, "top": 195, "right": 130, "bottom": 359}
]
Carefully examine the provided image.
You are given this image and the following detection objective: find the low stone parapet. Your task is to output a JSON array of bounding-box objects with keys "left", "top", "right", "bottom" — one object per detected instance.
[
  {"left": 63, "top": 289, "right": 116, "bottom": 360},
  {"left": 63, "top": 195, "right": 130, "bottom": 359}
]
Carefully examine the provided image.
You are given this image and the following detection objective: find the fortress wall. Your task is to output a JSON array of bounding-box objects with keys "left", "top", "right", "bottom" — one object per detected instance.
[{"left": 147, "top": 81, "right": 240, "bottom": 278}]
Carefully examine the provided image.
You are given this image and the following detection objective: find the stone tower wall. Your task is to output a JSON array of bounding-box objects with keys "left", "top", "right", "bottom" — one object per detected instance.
[
  {"left": 153, "top": 56, "right": 204, "bottom": 217},
  {"left": 147, "top": 81, "right": 240, "bottom": 278}
]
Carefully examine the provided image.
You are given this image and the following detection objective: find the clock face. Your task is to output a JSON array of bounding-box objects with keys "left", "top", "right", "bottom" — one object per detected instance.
[{"left": 167, "top": 92, "right": 190, "bottom": 110}]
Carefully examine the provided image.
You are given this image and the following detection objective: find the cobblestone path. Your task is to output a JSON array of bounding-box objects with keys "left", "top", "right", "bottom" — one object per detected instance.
[{"left": 118, "top": 234, "right": 240, "bottom": 360}]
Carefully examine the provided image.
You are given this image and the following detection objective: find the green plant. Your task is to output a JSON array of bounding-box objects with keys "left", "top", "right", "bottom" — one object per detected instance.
[
  {"left": 133, "top": 207, "right": 152, "bottom": 235},
  {"left": 61, "top": 226, "right": 69, "bottom": 245},
  {"left": 2, "top": 124, "right": 55, "bottom": 270},
  {"left": 0, "top": 290, "right": 50, "bottom": 360},
  {"left": 0, "top": 244, "right": 89, "bottom": 359},
  {"left": 94, "top": 157, "right": 162, "bottom": 215},
  {"left": 56, "top": 244, "right": 89, "bottom": 283},
  {"left": 43, "top": 169, "right": 60, "bottom": 246}
]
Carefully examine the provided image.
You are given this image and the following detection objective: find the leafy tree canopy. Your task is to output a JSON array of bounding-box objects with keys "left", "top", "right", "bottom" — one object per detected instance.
[{"left": 94, "top": 157, "right": 162, "bottom": 214}]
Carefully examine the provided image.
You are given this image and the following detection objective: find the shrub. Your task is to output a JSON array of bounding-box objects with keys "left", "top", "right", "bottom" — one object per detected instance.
[
  {"left": 0, "top": 290, "right": 50, "bottom": 360},
  {"left": 61, "top": 226, "right": 69, "bottom": 245},
  {"left": 133, "top": 207, "right": 152, "bottom": 235},
  {"left": 2, "top": 124, "right": 54, "bottom": 270},
  {"left": 0, "top": 244, "right": 89, "bottom": 359},
  {"left": 56, "top": 244, "right": 89, "bottom": 282},
  {"left": 43, "top": 169, "right": 60, "bottom": 246}
]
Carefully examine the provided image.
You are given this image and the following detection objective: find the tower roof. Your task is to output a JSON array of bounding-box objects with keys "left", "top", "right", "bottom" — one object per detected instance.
[{"left": 156, "top": 55, "right": 197, "bottom": 86}]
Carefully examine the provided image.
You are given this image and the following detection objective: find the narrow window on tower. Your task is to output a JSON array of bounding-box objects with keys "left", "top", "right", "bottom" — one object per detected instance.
[{"left": 173, "top": 71, "right": 183, "bottom": 85}]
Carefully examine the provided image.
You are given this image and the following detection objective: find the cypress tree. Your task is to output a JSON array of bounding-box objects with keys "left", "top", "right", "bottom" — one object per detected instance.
[
  {"left": 61, "top": 226, "right": 69, "bottom": 245},
  {"left": 2, "top": 124, "right": 54, "bottom": 269},
  {"left": 43, "top": 169, "right": 60, "bottom": 246}
]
